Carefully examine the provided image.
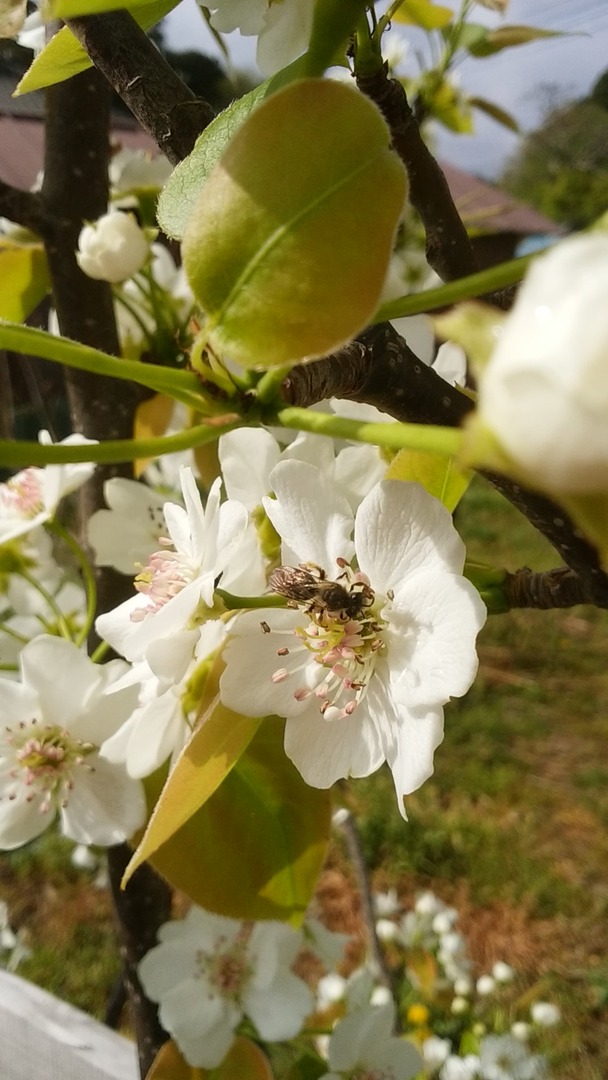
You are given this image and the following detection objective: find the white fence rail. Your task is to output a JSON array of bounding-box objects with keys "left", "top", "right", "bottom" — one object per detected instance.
[{"left": 0, "top": 970, "right": 139, "bottom": 1080}]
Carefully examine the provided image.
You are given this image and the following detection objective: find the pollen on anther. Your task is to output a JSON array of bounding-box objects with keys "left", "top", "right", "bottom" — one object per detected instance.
[
  {"left": 271, "top": 668, "right": 289, "bottom": 683},
  {"left": 277, "top": 647, "right": 289, "bottom": 656}
]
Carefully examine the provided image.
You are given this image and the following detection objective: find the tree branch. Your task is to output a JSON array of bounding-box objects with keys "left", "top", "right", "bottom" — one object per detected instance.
[
  {"left": 67, "top": 10, "right": 215, "bottom": 164},
  {"left": 504, "top": 567, "right": 604, "bottom": 609},
  {"left": 356, "top": 65, "right": 478, "bottom": 284},
  {"left": 281, "top": 323, "right": 608, "bottom": 609},
  {"left": 41, "top": 67, "right": 172, "bottom": 1077},
  {"left": 0, "top": 179, "right": 47, "bottom": 235}
]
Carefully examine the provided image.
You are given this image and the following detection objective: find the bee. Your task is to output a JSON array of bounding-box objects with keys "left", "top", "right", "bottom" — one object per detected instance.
[{"left": 268, "top": 563, "right": 374, "bottom": 621}]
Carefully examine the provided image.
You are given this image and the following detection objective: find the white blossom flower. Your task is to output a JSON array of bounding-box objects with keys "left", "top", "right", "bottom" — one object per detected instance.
[
  {"left": 0, "top": 432, "right": 96, "bottom": 544},
  {"left": 207, "top": 0, "right": 316, "bottom": 75},
  {"left": 432, "top": 908, "right": 458, "bottom": 935},
  {"left": 440, "top": 1053, "right": 482, "bottom": 1080},
  {"left": 95, "top": 467, "right": 248, "bottom": 662},
  {"left": 316, "top": 972, "right": 347, "bottom": 1009},
  {"left": 415, "top": 891, "right": 444, "bottom": 918},
  {"left": 220, "top": 461, "right": 485, "bottom": 816},
  {"left": 476, "top": 974, "right": 497, "bottom": 996},
  {"left": 76, "top": 210, "right": 150, "bottom": 283},
  {"left": 319, "top": 1002, "right": 422, "bottom": 1080},
  {"left": 492, "top": 960, "right": 515, "bottom": 983},
  {"left": 454, "top": 975, "right": 472, "bottom": 996},
  {"left": 109, "top": 147, "right": 173, "bottom": 205},
  {"left": 512, "top": 1021, "right": 531, "bottom": 1042},
  {"left": 476, "top": 232, "right": 608, "bottom": 494},
  {"left": 376, "top": 918, "right": 401, "bottom": 943},
  {"left": 422, "top": 1034, "right": 452, "bottom": 1072},
  {"left": 479, "top": 1033, "right": 547, "bottom": 1079},
  {"left": 0, "top": 637, "right": 145, "bottom": 849},
  {"left": 530, "top": 1001, "right": 561, "bottom": 1027},
  {"left": 303, "top": 917, "right": 350, "bottom": 970},
  {"left": 374, "top": 887, "right": 401, "bottom": 918},
  {"left": 370, "top": 985, "right": 393, "bottom": 1007},
  {"left": 88, "top": 477, "right": 171, "bottom": 574},
  {"left": 138, "top": 905, "right": 313, "bottom": 1069},
  {"left": 100, "top": 621, "right": 226, "bottom": 777},
  {"left": 451, "top": 995, "right": 469, "bottom": 1014}
]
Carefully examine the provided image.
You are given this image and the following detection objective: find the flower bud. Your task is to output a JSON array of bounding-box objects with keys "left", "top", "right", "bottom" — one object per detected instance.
[
  {"left": 77, "top": 210, "right": 149, "bottom": 283},
  {"left": 476, "top": 233, "right": 608, "bottom": 495}
]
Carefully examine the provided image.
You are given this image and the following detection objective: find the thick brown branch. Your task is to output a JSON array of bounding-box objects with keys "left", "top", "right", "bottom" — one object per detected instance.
[
  {"left": 356, "top": 65, "right": 477, "bottom": 283},
  {"left": 281, "top": 323, "right": 608, "bottom": 608},
  {"left": 67, "top": 10, "right": 214, "bottom": 164},
  {"left": 0, "top": 179, "right": 47, "bottom": 235},
  {"left": 505, "top": 567, "right": 601, "bottom": 609},
  {"left": 41, "top": 68, "right": 172, "bottom": 1077}
]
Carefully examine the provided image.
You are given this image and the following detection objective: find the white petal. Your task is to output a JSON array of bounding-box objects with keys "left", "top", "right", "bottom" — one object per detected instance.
[
  {"left": 283, "top": 700, "right": 385, "bottom": 788},
  {"left": 382, "top": 702, "right": 444, "bottom": 819},
  {"left": 328, "top": 1003, "right": 395, "bottom": 1070},
  {"left": 220, "top": 610, "right": 313, "bottom": 719},
  {"left": 245, "top": 973, "right": 313, "bottom": 1040},
  {"left": 355, "top": 481, "right": 466, "bottom": 593},
  {"left": 387, "top": 572, "right": 485, "bottom": 707},
  {"left": 19, "top": 637, "right": 101, "bottom": 728},
  {"left": 60, "top": 757, "right": 146, "bottom": 845},
  {"left": 0, "top": 787, "right": 51, "bottom": 849},
  {"left": 219, "top": 428, "right": 280, "bottom": 507},
  {"left": 264, "top": 460, "right": 354, "bottom": 569}
]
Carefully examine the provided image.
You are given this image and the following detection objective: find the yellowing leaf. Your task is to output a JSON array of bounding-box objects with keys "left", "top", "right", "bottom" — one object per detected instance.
[
  {"left": 148, "top": 718, "right": 331, "bottom": 923},
  {"left": 386, "top": 448, "right": 471, "bottom": 511},
  {"left": 393, "top": 0, "right": 453, "bottom": 30},
  {"left": 182, "top": 77, "right": 407, "bottom": 369},
  {"left": 15, "top": 0, "right": 176, "bottom": 95},
  {"left": 134, "top": 393, "right": 175, "bottom": 478},
  {"left": 145, "top": 1036, "right": 272, "bottom": 1080},
  {"left": 52, "top": 0, "right": 175, "bottom": 16},
  {"left": 466, "top": 24, "right": 564, "bottom": 57},
  {"left": 0, "top": 244, "right": 49, "bottom": 321},
  {"left": 124, "top": 693, "right": 261, "bottom": 885}
]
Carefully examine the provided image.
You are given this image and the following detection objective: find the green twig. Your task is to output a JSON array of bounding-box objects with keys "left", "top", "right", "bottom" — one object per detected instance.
[{"left": 275, "top": 407, "right": 463, "bottom": 456}]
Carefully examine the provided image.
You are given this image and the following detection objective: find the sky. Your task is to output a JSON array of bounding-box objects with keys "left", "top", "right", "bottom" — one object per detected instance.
[{"left": 162, "top": 0, "right": 608, "bottom": 179}]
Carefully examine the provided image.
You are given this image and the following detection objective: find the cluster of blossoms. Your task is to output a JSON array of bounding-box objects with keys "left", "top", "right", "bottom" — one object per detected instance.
[
  {"left": 370, "top": 889, "right": 561, "bottom": 1080},
  {"left": 132, "top": 887, "right": 562, "bottom": 1077}
]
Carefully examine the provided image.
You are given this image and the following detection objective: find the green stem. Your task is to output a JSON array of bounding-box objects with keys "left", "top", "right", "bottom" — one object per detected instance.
[
  {"left": 215, "top": 588, "right": 287, "bottom": 611},
  {"left": 47, "top": 519, "right": 97, "bottom": 647},
  {"left": 275, "top": 407, "right": 463, "bottom": 456},
  {"left": 90, "top": 640, "right": 111, "bottom": 663},
  {"left": 19, "top": 569, "right": 72, "bottom": 641},
  {"left": 0, "top": 320, "right": 205, "bottom": 410},
  {"left": 375, "top": 254, "right": 532, "bottom": 322},
  {"left": 255, "top": 364, "right": 295, "bottom": 405},
  {"left": 0, "top": 623, "right": 30, "bottom": 645},
  {"left": 0, "top": 419, "right": 246, "bottom": 468}
]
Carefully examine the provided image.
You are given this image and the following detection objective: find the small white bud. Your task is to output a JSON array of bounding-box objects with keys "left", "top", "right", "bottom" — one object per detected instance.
[
  {"left": 77, "top": 211, "right": 150, "bottom": 283},
  {"left": 451, "top": 995, "right": 469, "bottom": 1014},
  {"left": 511, "top": 1021, "right": 531, "bottom": 1041},
  {"left": 476, "top": 974, "right": 496, "bottom": 996},
  {"left": 492, "top": 960, "right": 515, "bottom": 983},
  {"left": 531, "top": 1001, "right": 561, "bottom": 1026}
]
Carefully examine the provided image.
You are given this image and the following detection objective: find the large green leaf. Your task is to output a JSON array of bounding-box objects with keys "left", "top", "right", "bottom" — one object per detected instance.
[
  {"left": 148, "top": 718, "right": 332, "bottom": 923},
  {"left": 182, "top": 77, "right": 407, "bottom": 369},
  {"left": 157, "top": 2, "right": 363, "bottom": 241},
  {"left": 0, "top": 244, "right": 49, "bottom": 321},
  {"left": 157, "top": 56, "right": 314, "bottom": 242},
  {"left": 14, "top": 0, "right": 176, "bottom": 95}
]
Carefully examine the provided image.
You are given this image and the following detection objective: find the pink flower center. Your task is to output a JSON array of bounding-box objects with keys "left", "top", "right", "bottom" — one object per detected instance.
[
  {"left": 2, "top": 719, "right": 95, "bottom": 816},
  {"left": 269, "top": 564, "right": 386, "bottom": 720},
  {"left": 1, "top": 469, "right": 44, "bottom": 518},
  {"left": 196, "top": 928, "right": 253, "bottom": 1002},
  {"left": 131, "top": 539, "right": 194, "bottom": 621}
]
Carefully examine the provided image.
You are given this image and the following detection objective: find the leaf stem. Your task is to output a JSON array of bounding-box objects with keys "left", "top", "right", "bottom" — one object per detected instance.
[{"left": 275, "top": 407, "right": 463, "bottom": 456}]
